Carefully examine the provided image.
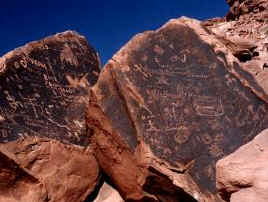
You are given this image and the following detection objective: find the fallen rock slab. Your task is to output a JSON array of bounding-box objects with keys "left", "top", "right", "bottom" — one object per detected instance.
[{"left": 0, "top": 31, "right": 101, "bottom": 202}]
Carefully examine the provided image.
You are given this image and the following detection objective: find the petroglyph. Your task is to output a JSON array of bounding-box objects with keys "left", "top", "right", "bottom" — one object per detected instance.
[
  {"left": 0, "top": 32, "right": 100, "bottom": 146},
  {"left": 193, "top": 96, "right": 224, "bottom": 117},
  {"left": 174, "top": 126, "right": 191, "bottom": 144},
  {"left": 94, "top": 24, "right": 268, "bottom": 197},
  {"left": 60, "top": 45, "right": 79, "bottom": 66}
]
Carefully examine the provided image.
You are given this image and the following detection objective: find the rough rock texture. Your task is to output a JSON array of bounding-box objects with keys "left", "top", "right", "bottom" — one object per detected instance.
[
  {"left": 203, "top": 0, "right": 268, "bottom": 103},
  {"left": 217, "top": 129, "right": 268, "bottom": 202},
  {"left": 205, "top": 2, "right": 268, "bottom": 201},
  {"left": 86, "top": 16, "right": 268, "bottom": 201},
  {"left": 0, "top": 31, "right": 101, "bottom": 202},
  {"left": 94, "top": 183, "right": 124, "bottom": 202},
  {"left": 3, "top": 138, "right": 100, "bottom": 202},
  {"left": 0, "top": 31, "right": 100, "bottom": 145},
  {"left": 0, "top": 148, "right": 47, "bottom": 202},
  {"left": 225, "top": 0, "right": 268, "bottom": 21}
]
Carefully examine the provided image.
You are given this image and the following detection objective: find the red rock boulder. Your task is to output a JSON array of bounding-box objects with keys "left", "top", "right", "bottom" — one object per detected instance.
[
  {"left": 0, "top": 31, "right": 101, "bottom": 202},
  {"left": 86, "top": 17, "right": 268, "bottom": 201}
]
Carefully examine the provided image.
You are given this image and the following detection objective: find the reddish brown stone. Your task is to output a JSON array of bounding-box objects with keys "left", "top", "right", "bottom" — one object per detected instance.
[
  {"left": 0, "top": 31, "right": 100, "bottom": 145},
  {"left": 86, "top": 17, "right": 268, "bottom": 201},
  {"left": 225, "top": 0, "right": 268, "bottom": 21},
  {"left": 0, "top": 31, "right": 101, "bottom": 202},
  {"left": 0, "top": 148, "right": 47, "bottom": 202}
]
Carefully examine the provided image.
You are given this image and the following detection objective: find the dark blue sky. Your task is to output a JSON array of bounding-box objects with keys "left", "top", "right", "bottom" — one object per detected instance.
[{"left": 1, "top": 1, "right": 229, "bottom": 65}]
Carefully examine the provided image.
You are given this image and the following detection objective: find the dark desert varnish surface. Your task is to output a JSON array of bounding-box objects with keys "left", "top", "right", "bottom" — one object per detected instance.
[
  {"left": 0, "top": 32, "right": 100, "bottom": 146},
  {"left": 95, "top": 23, "right": 268, "bottom": 196}
]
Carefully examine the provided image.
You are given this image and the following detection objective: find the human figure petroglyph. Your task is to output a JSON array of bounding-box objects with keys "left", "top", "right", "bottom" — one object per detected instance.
[
  {"left": 163, "top": 105, "right": 177, "bottom": 128},
  {"left": 13, "top": 73, "right": 23, "bottom": 82},
  {"left": 3, "top": 91, "right": 21, "bottom": 112}
]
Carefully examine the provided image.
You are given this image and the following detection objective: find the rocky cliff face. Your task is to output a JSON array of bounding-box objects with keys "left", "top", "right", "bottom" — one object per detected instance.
[{"left": 0, "top": 31, "right": 101, "bottom": 202}]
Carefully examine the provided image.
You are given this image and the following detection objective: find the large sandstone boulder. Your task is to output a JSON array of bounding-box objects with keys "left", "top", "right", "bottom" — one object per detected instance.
[
  {"left": 86, "top": 17, "right": 268, "bottom": 201},
  {"left": 0, "top": 31, "right": 101, "bottom": 202},
  {"left": 217, "top": 129, "right": 268, "bottom": 202}
]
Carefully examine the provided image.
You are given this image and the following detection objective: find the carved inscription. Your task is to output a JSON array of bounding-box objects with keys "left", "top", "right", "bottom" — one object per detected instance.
[
  {"left": 109, "top": 25, "right": 268, "bottom": 195},
  {"left": 193, "top": 96, "right": 224, "bottom": 117},
  {"left": 0, "top": 36, "right": 100, "bottom": 145}
]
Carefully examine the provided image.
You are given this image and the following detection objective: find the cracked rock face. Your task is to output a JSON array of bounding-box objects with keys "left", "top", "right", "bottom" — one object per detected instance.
[
  {"left": 0, "top": 31, "right": 101, "bottom": 202},
  {"left": 217, "top": 129, "right": 268, "bottom": 202},
  {"left": 86, "top": 17, "right": 268, "bottom": 201}
]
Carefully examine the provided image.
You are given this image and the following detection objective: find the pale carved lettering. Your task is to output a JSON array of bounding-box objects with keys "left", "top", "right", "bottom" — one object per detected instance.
[{"left": 193, "top": 96, "right": 224, "bottom": 117}]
